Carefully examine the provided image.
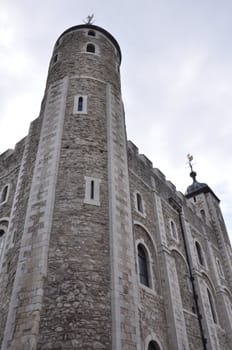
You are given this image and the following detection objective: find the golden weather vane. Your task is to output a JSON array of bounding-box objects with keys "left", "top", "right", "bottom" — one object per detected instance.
[
  {"left": 187, "top": 154, "right": 194, "bottom": 172},
  {"left": 84, "top": 14, "right": 94, "bottom": 24}
]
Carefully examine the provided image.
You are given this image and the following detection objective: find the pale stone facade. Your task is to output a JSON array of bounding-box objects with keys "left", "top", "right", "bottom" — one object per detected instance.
[{"left": 0, "top": 24, "right": 231, "bottom": 350}]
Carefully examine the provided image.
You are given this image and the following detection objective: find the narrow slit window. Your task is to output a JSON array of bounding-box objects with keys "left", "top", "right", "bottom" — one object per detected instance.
[
  {"left": 12, "top": 231, "right": 16, "bottom": 244},
  {"left": 1, "top": 185, "right": 9, "bottom": 204},
  {"left": 195, "top": 241, "right": 204, "bottom": 266},
  {"left": 90, "top": 180, "right": 94, "bottom": 199},
  {"left": 86, "top": 43, "right": 95, "bottom": 53},
  {"left": 0, "top": 229, "right": 5, "bottom": 259},
  {"left": 207, "top": 289, "right": 217, "bottom": 323},
  {"left": 136, "top": 193, "right": 143, "bottom": 213},
  {"left": 216, "top": 259, "right": 224, "bottom": 277},
  {"left": 170, "top": 220, "right": 177, "bottom": 240},
  {"left": 84, "top": 177, "right": 101, "bottom": 206}
]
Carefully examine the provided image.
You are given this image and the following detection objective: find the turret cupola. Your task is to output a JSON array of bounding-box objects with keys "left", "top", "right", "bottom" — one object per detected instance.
[{"left": 185, "top": 154, "right": 219, "bottom": 201}]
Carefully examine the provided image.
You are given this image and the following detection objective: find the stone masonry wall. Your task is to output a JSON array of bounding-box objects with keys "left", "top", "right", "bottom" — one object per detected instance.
[
  {"left": 0, "top": 116, "right": 43, "bottom": 348},
  {"left": 127, "top": 141, "right": 232, "bottom": 349}
]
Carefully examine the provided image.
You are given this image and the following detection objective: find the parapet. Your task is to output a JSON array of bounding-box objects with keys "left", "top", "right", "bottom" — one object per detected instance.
[
  {"left": 0, "top": 137, "right": 26, "bottom": 174},
  {"left": 0, "top": 149, "right": 14, "bottom": 160},
  {"left": 127, "top": 140, "right": 199, "bottom": 215},
  {"left": 127, "top": 140, "right": 153, "bottom": 168}
]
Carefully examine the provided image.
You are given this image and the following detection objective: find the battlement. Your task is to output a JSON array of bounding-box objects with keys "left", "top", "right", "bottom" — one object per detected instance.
[
  {"left": 128, "top": 140, "right": 180, "bottom": 193},
  {"left": 0, "top": 149, "right": 14, "bottom": 160},
  {"left": 127, "top": 140, "right": 204, "bottom": 221}
]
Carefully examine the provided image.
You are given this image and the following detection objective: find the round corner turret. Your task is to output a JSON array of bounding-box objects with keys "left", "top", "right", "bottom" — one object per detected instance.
[{"left": 56, "top": 24, "right": 122, "bottom": 64}]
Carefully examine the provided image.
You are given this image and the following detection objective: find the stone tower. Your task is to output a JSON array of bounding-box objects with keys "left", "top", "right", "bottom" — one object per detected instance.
[
  {"left": 0, "top": 23, "right": 232, "bottom": 350},
  {"left": 0, "top": 24, "right": 140, "bottom": 350}
]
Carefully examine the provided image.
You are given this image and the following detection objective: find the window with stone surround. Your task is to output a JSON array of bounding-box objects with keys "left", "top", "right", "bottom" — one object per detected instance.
[
  {"left": 0, "top": 221, "right": 7, "bottom": 262},
  {"left": 207, "top": 288, "right": 217, "bottom": 323},
  {"left": 230, "top": 302, "right": 232, "bottom": 315},
  {"left": 90, "top": 180, "right": 94, "bottom": 199},
  {"left": 0, "top": 229, "right": 5, "bottom": 259},
  {"left": 216, "top": 258, "right": 224, "bottom": 278},
  {"left": 137, "top": 193, "right": 143, "bottom": 213},
  {"left": 0, "top": 184, "right": 9, "bottom": 205},
  {"left": 170, "top": 220, "right": 178, "bottom": 241},
  {"left": 86, "top": 43, "right": 95, "bottom": 53},
  {"left": 135, "top": 191, "right": 146, "bottom": 217},
  {"left": 84, "top": 176, "right": 101, "bottom": 206},
  {"left": 77, "top": 96, "right": 83, "bottom": 112},
  {"left": 138, "top": 243, "right": 150, "bottom": 287},
  {"left": 73, "top": 95, "right": 88, "bottom": 114},
  {"left": 195, "top": 241, "right": 204, "bottom": 266}
]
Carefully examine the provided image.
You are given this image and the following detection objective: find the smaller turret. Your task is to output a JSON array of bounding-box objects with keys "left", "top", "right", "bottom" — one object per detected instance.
[{"left": 185, "top": 154, "right": 219, "bottom": 202}]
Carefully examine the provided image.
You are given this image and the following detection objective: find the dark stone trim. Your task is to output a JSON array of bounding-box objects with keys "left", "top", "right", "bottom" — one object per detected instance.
[
  {"left": 56, "top": 24, "right": 122, "bottom": 63},
  {"left": 185, "top": 186, "right": 220, "bottom": 202}
]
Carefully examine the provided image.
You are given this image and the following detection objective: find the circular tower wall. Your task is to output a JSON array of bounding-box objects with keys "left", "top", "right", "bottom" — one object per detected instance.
[{"left": 1, "top": 24, "right": 141, "bottom": 350}]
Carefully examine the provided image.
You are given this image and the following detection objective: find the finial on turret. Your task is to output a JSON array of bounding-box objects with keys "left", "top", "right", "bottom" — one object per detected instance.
[{"left": 84, "top": 14, "right": 94, "bottom": 24}]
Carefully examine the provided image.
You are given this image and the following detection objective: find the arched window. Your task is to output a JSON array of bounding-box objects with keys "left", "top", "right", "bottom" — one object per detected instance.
[
  {"left": 200, "top": 209, "right": 206, "bottom": 221},
  {"left": 86, "top": 43, "right": 95, "bottom": 53},
  {"left": 77, "top": 96, "right": 83, "bottom": 112},
  {"left": 195, "top": 241, "right": 204, "bottom": 266},
  {"left": 207, "top": 288, "right": 217, "bottom": 323},
  {"left": 148, "top": 341, "right": 160, "bottom": 350},
  {"left": 136, "top": 193, "right": 143, "bottom": 213},
  {"left": 216, "top": 258, "right": 224, "bottom": 277},
  {"left": 138, "top": 244, "right": 149, "bottom": 287},
  {"left": 74, "top": 95, "right": 87, "bottom": 114},
  {"left": 1, "top": 185, "right": 9, "bottom": 204},
  {"left": 88, "top": 30, "right": 96, "bottom": 36},
  {"left": 170, "top": 220, "right": 177, "bottom": 240}
]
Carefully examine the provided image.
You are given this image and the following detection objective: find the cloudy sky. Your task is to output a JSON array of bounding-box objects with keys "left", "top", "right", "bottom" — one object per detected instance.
[{"left": 1, "top": 0, "right": 231, "bottom": 240}]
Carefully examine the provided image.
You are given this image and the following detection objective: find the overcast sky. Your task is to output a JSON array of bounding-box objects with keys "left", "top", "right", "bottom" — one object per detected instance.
[{"left": 1, "top": 0, "right": 231, "bottom": 241}]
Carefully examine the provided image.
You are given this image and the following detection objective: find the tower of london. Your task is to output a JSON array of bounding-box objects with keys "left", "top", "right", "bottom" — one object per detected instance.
[{"left": 0, "top": 23, "right": 232, "bottom": 350}]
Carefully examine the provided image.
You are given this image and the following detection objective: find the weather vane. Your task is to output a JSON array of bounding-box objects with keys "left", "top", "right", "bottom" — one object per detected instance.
[
  {"left": 187, "top": 154, "right": 194, "bottom": 172},
  {"left": 84, "top": 14, "right": 94, "bottom": 24}
]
